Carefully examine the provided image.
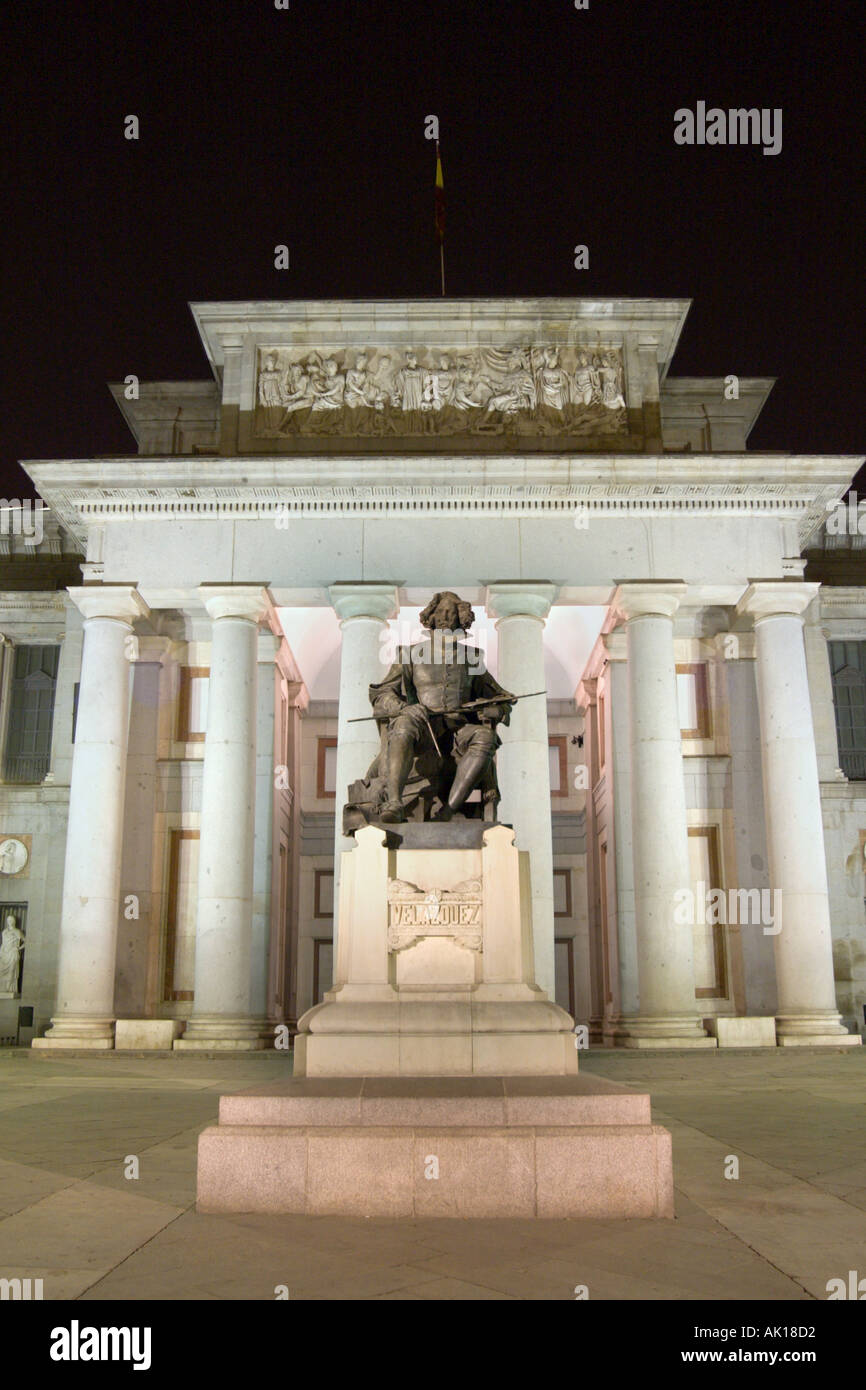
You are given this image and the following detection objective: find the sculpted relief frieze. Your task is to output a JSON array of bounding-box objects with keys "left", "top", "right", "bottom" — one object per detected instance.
[{"left": 255, "top": 345, "right": 627, "bottom": 438}]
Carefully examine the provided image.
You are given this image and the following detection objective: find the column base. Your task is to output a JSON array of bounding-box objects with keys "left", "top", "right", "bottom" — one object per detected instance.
[
  {"left": 32, "top": 1016, "right": 115, "bottom": 1050},
  {"left": 775, "top": 1012, "right": 862, "bottom": 1047},
  {"left": 173, "top": 1016, "right": 269, "bottom": 1051},
  {"left": 615, "top": 1014, "right": 718, "bottom": 1049}
]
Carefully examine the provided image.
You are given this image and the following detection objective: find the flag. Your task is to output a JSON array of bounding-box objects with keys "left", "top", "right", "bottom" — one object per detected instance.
[{"left": 434, "top": 142, "right": 445, "bottom": 244}]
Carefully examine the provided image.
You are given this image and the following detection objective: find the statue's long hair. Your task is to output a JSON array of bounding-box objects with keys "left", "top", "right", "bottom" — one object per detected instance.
[{"left": 419, "top": 591, "right": 475, "bottom": 632}]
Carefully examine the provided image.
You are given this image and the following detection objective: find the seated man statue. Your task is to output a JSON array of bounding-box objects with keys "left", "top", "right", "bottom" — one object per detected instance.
[{"left": 343, "top": 591, "right": 516, "bottom": 830}]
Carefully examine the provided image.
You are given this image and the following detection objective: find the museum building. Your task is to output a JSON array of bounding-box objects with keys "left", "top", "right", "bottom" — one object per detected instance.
[{"left": 0, "top": 297, "right": 863, "bottom": 1051}]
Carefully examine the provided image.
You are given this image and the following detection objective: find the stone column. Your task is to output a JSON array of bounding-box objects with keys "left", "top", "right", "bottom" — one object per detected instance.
[
  {"left": 329, "top": 584, "right": 400, "bottom": 948},
  {"left": 575, "top": 675, "right": 604, "bottom": 1040},
  {"left": 33, "top": 585, "right": 150, "bottom": 1049},
  {"left": 614, "top": 583, "right": 714, "bottom": 1047},
  {"left": 175, "top": 585, "right": 270, "bottom": 1050},
  {"left": 115, "top": 636, "right": 172, "bottom": 1018},
  {"left": 737, "top": 582, "right": 860, "bottom": 1045},
  {"left": 251, "top": 630, "right": 281, "bottom": 1033},
  {"left": 486, "top": 582, "right": 557, "bottom": 1000},
  {"left": 605, "top": 635, "right": 641, "bottom": 1038}
]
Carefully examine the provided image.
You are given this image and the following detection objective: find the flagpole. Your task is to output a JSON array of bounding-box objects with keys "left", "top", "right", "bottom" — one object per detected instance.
[{"left": 435, "top": 139, "right": 445, "bottom": 296}]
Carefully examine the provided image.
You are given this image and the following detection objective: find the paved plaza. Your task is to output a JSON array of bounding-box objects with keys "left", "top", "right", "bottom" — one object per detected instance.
[{"left": 0, "top": 1048, "right": 864, "bottom": 1301}]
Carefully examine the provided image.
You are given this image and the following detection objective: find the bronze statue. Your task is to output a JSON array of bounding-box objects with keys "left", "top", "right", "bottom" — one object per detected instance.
[{"left": 343, "top": 591, "right": 517, "bottom": 831}]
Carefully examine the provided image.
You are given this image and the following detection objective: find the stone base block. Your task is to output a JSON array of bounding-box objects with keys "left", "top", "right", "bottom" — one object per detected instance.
[
  {"left": 619, "top": 1036, "right": 718, "bottom": 1049},
  {"left": 197, "top": 1075, "right": 674, "bottom": 1219},
  {"left": 115, "top": 1019, "right": 185, "bottom": 1050},
  {"left": 707, "top": 1016, "right": 776, "bottom": 1048},
  {"left": 31, "top": 1036, "right": 115, "bottom": 1051},
  {"left": 776, "top": 1034, "right": 862, "bottom": 1047},
  {"left": 296, "top": 999, "right": 578, "bottom": 1077}
]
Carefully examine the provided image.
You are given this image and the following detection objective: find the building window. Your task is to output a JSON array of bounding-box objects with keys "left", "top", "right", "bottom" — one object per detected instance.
[
  {"left": 163, "top": 830, "right": 199, "bottom": 1002},
  {"left": 177, "top": 668, "right": 209, "bottom": 742},
  {"left": 829, "top": 641, "right": 866, "bottom": 779},
  {"left": 314, "top": 869, "right": 334, "bottom": 919},
  {"left": 554, "top": 937, "right": 575, "bottom": 1017},
  {"left": 553, "top": 868, "right": 573, "bottom": 918},
  {"left": 676, "top": 664, "right": 712, "bottom": 739},
  {"left": 313, "top": 938, "right": 333, "bottom": 1004},
  {"left": 548, "top": 737, "right": 568, "bottom": 797},
  {"left": 317, "top": 737, "right": 338, "bottom": 799},
  {"left": 687, "top": 825, "right": 728, "bottom": 1000},
  {"left": 3, "top": 645, "right": 59, "bottom": 783}
]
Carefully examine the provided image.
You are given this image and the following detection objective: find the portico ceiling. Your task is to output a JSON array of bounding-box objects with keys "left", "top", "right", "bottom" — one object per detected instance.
[{"left": 276, "top": 604, "right": 607, "bottom": 702}]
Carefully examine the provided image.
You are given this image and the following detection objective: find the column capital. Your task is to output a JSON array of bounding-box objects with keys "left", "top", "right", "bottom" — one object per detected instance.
[
  {"left": 282, "top": 677, "right": 309, "bottom": 712},
  {"left": 736, "top": 581, "right": 820, "bottom": 623},
  {"left": 485, "top": 581, "right": 557, "bottom": 622},
  {"left": 575, "top": 675, "right": 598, "bottom": 711},
  {"left": 198, "top": 584, "right": 271, "bottom": 624},
  {"left": 329, "top": 583, "right": 399, "bottom": 624},
  {"left": 67, "top": 584, "right": 150, "bottom": 624},
  {"left": 613, "top": 581, "right": 687, "bottom": 621}
]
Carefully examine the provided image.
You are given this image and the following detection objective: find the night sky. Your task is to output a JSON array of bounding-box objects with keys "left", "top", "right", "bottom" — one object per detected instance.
[{"left": 4, "top": 0, "right": 865, "bottom": 501}]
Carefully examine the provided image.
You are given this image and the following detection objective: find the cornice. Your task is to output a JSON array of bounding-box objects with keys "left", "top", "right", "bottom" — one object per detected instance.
[{"left": 21, "top": 455, "right": 859, "bottom": 551}]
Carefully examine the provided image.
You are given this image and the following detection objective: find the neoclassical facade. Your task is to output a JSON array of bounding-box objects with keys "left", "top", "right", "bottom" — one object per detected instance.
[{"left": 0, "top": 297, "right": 863, "bottom": 1050}]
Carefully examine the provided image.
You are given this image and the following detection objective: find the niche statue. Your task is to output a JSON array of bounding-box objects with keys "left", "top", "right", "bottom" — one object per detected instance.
[{"left": 343, "top": 592, "right": 516, "bottom": 832}]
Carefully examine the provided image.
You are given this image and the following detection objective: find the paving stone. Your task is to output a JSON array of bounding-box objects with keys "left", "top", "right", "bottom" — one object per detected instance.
[{"left": 0, "top": 1050, "right": 863, "bottom": 1299}]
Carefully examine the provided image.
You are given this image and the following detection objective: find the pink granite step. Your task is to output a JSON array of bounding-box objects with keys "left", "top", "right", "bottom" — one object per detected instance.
[
  {"left": 218, "top": 1073, "right": 652, "bottom": 1128},
  {"left": 198, "top": 1119, "right": 673, "bottom": 1218}
]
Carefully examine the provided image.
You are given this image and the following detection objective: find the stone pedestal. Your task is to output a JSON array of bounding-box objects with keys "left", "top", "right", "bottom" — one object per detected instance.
[
  {"left": 707, "top": 1016, "right": 777, "bottom": 1048},
  {"left": 197, "top": 1075, "right": 674, "bottom": 1218},
  {"left": 115, "top": 1019, "right": 185, "bottom": 1050},
  {"left": 294, "top": 821, "right": 577, "bottom": 1077}
]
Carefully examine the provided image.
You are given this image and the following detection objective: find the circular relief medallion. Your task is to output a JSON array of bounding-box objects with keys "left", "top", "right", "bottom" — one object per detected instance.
[{"left": 0, "top": 839, "right": 28, "bottom": 875}]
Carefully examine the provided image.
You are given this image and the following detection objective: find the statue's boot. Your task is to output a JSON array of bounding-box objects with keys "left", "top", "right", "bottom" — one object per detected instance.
[
  {"left": 447, "top": 748, "right": 493, "bottom": 812},
  {"left": 381, "top": 733, "right": 414, "bottom": 823}
]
